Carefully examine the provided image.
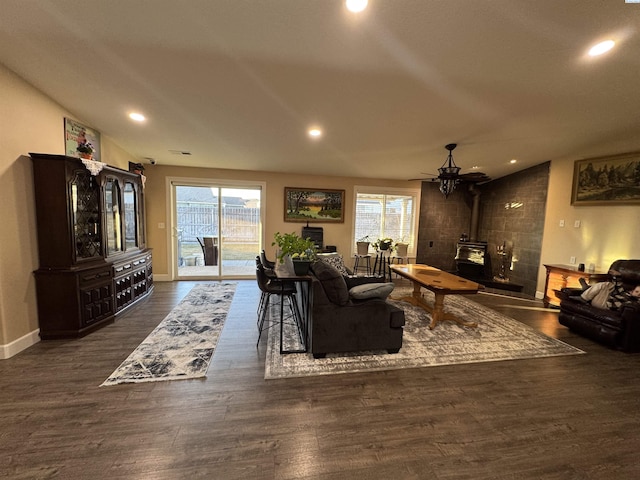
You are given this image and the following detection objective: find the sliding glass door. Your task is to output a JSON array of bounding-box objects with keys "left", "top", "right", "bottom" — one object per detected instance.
[{"left": 173, "top": 182, "right": 262, "bottom": 279}]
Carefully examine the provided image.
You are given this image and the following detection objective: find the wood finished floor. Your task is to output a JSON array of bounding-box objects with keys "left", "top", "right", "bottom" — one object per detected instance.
[{"left": 3, "top": 280, "right": 640, "bottom": 480}]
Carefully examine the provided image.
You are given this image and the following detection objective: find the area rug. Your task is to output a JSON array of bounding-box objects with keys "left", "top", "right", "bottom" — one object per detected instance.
[
  {"left": 264, "top": 288, "right": 583, "bottom": 379},
  {"left": 101, "top": 283, "right": 236, "bottom": 386}
]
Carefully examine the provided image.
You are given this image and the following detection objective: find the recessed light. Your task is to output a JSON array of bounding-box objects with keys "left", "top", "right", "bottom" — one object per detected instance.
[
  {"left": 129, "top": 112, "right": 146, "bottom": 122},
  {"left": 588, "top": 40, "right": 615, "bottom": 57},
  {"left": 308, "top": 128, "right": 323, "bottom": 138},
  {"left": 510, "top": 159, "right": 517, "bottom": 164},
  {"left": 346, "top": 0, "right": 368, "bottom": 13}
]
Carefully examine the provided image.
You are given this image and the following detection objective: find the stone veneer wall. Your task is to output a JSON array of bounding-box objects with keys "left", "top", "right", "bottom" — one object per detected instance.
[
  {"left": 416, "top": 162, "right": 550, "bottom": 298},
  {"left": 416, "top": 182, "right": 471, "bottom": 272},
  {"left": 477, "top": 162, "right": 550, "bottom": 297}
]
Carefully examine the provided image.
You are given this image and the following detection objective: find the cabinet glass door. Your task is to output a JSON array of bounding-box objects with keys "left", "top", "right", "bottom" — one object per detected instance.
[
  {"left": 71, "top": 170, "right": 101, "bottom": 259},
  {"left": 123, "top": 182, "right": 138, "bottom": 250},
  {"left": 105, "top": 178, "right": 122, "bottom": 255}
]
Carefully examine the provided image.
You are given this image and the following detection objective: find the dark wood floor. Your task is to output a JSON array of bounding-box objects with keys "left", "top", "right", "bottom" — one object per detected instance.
[{"left": 3, "top": 280, "right": 640, "bottom": 479}]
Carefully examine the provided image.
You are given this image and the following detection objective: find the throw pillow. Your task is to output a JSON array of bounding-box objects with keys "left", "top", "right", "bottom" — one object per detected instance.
[
  {"left": 317, "top": 253, "right": 350, "bottom": 276},
  {"left": 349, "top": 282, "right": 395, "bottom": 300},
  {"left": 311, "top": 260, "right": 350, "bottom": 306}
]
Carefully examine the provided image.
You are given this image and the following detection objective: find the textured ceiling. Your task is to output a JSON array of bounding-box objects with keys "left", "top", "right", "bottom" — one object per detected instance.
[{"left": 1, "top": 0, "right": 639, "bottom": 180}]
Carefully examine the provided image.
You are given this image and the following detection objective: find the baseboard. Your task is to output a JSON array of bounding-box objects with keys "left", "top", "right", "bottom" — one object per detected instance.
[
  {"left": 0, "top": 329, "right": 40, "bottom": 359},
  {"left": 153, "top": 274, "right": 171, "bottom": 282},
  {"left": 535, "top": 291, "right": 544, "bottom": 299}
]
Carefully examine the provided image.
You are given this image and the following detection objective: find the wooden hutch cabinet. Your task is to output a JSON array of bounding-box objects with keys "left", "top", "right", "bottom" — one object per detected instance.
[{"left": 30, "top": 153, "right": 153, "bottom": 339}]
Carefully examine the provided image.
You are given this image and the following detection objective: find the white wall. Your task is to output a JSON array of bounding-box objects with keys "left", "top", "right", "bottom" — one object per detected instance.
[
  {"left": 0, "top": 64, "right": 136, "bottom": 357},
  {"left": 538, "top": 157, "right": 640, "bottom": 295}
]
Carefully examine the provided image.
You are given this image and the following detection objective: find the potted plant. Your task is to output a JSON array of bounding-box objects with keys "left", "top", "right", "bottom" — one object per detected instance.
[
  {"left": 394, "top": 242, "right": 409, "bottom": 258},
  {"left": 374, "top": 237, "right": 394, "bottom": 252},
  {"left": 356, "top": 235, "right": 371, "bottom": 256},
  {"left": 272, "top": 231, "right": 318, "bottom": 275},
  {"left": 76, "top": 142, "right": 95, "bottom": 160}
]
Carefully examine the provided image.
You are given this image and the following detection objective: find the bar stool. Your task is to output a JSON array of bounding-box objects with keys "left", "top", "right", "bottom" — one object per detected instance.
[
  {"left": 353, "top": 254, "right": 372, "bottom": 274},
  {"left": 373, "top": 251, "right": 392, "bottom": 282},
  {"left": 389, "top": 244, "right": 410, "bottom": 277},
  {"left": 255, "top": 261, "right": 299, "bottom": 347}
]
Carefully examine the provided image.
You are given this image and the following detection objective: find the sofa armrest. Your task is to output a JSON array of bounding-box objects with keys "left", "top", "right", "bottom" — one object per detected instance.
[
  {"left": 557, "top": 287, "right": 584, "bottom": 301},
  {"left": 619, "top": 301, "right": 640, "bottom": 352}
]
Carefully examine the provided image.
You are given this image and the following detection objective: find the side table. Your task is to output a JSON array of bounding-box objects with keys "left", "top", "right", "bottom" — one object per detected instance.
[{"left": 543, "top": 264, "right": 609, "bottom": 307}]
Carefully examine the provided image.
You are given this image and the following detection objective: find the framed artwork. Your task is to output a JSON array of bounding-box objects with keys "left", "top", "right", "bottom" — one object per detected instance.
[
  {"left": 571, "top": 151, "right": 640, "bottom": 205},
  {"left": 284, "top": 187, "right": 345, "bottom": 223},
  {"left": 64, "top": 118, "right": 101, "bottom": 161}
]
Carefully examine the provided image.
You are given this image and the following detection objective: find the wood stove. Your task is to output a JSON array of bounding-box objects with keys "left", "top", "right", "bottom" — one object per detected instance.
[{"left": 455, "top": 241, "right": 488, "bottom": 279}]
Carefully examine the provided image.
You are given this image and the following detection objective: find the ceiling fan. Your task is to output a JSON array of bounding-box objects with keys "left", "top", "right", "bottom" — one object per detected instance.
[{"left": 410, "top": 143, "right": 491, "bottom": 198}]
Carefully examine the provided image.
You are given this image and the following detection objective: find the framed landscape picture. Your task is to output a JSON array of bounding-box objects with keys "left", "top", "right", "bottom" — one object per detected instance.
[
  {"left": 284, "top": 187, "right": 345, "bottom": 223},
  {"left": 571, "top": 151, "right": 640, "bottom": 205}
]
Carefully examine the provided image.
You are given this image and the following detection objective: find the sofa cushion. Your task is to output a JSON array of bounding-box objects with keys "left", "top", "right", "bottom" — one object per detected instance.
[
  {"left": 311, "top": 260, "right": 350, "bottom": 306},
  {"left": 349, "top": 282, "right": 395, "bottom": 301},
  {"left": 317, "top": 252, "right": 350, "bottom": 276}
]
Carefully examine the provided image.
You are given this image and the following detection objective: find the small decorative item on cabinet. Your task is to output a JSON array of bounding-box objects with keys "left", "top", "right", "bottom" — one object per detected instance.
[
  {"left": 77, "top": 142, "right": 107, "bottom": 176},
  {"left": 77, "top": 141, "right": 95, "bottom": 160}
]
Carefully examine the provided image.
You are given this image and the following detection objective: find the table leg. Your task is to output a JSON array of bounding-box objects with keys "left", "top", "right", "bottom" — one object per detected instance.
[{"left": 393, "top": 280, "right": 478, "bottom": 329}]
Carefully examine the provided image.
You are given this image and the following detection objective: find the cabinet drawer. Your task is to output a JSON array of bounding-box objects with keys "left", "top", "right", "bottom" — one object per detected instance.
[{"left": 79, "top": 267, "right": 112, "bottom": 286}]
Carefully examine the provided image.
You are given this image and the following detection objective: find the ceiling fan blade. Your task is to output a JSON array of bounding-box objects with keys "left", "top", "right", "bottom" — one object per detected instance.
[
  {"left": 408, "top": 176, "right": 439, "bottom": 182},
  {"left": 459, "top": 172, "right": 491, "bottom": 182},
  {"left": 408, "top": 172, "right": 438, "bottom": 181}
]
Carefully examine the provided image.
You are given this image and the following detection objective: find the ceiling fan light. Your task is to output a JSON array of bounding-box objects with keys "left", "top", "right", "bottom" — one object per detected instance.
[
  {"left": 438, "top": 165, "right": 461, "bottom": 178},
  {"left": 439, "top": 178, "right": 458, "bottom": 198},
  {"left": 437, "top": 143, "right": 461, "bottom": 198}
]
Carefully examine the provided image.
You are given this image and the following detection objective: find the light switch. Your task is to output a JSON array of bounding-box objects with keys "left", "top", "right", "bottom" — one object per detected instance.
[
  {"left": 559, "top": 220, "right": 565, "bottom": 227},
  {"left": 158, "top": 222, "right": 165, "bottom": 229},
  {"left": 574, "top": 220, "right": 581, "bottom": 228}
]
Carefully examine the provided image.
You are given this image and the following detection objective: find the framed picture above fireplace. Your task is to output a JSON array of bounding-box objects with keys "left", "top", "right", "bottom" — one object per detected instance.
[
  {"left": 284, "top": 187, "right": 345, "bottom": 223},
  {"left": 571, "top": 151, "right": 640, "bottom": 206}
]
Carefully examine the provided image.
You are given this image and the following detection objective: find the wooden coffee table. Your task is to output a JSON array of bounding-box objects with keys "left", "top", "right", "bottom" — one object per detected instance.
[{"left": 390, "top": 264, "right": 484, "bottom": 329}]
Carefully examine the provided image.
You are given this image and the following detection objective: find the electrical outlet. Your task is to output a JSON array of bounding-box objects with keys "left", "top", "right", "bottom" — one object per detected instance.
[
  {"left": 570, "top": 256, "right": 576, "bottom": 264},
  {"left": 559, "top": 219, "right": 565, "bottom": 227},
  {"left": 158, "top": 222, "right": 165, "bottom": 229}
]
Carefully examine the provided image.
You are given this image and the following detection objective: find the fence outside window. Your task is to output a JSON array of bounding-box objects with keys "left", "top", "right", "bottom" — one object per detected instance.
[{"left": 177, "top": 201, "right": 260, "bottom": 263}]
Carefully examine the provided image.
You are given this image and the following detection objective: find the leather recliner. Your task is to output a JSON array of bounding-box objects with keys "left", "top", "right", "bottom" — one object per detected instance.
[{"left": 558, "top": 259, "right": 640, "bottom": 352}]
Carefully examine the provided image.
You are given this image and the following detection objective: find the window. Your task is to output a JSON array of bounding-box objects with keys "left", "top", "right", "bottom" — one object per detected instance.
[{"left": 353, "top": 187, "right": 419, "bottom": 254}]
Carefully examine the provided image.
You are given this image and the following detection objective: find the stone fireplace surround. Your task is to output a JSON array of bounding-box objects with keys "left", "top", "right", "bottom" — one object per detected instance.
[{"left": 416, "top": 162, "right": 550, "bottom": 298}]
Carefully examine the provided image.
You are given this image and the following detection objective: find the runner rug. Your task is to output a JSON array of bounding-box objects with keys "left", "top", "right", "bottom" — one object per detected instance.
[
  {"left": 265, "top": 288, "right": 583, "bottom": 379},
  {"left": 101, "top": 283, "right": 236, "bottom": 386}
]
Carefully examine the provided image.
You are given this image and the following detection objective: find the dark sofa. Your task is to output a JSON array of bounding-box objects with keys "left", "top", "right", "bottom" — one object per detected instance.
[
  {"left": 558, "top": 259, "right": 640, "bottom": 352},
  {"left": 309, "top": 260, "right": 405, "bottom": 358}
]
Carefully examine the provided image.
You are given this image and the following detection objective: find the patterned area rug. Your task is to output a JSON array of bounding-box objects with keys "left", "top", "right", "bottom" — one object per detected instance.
[
  {"left": 265, "top": 288, "right": 584, "bottom": 379},
  {"left": 101, "top": 283, "right": 236, "bottom": 386}
]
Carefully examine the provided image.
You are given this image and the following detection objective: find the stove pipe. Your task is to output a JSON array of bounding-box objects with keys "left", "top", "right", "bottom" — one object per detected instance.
[{"left": 468, "top": 184, "right": 481, "bottom": 242}]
